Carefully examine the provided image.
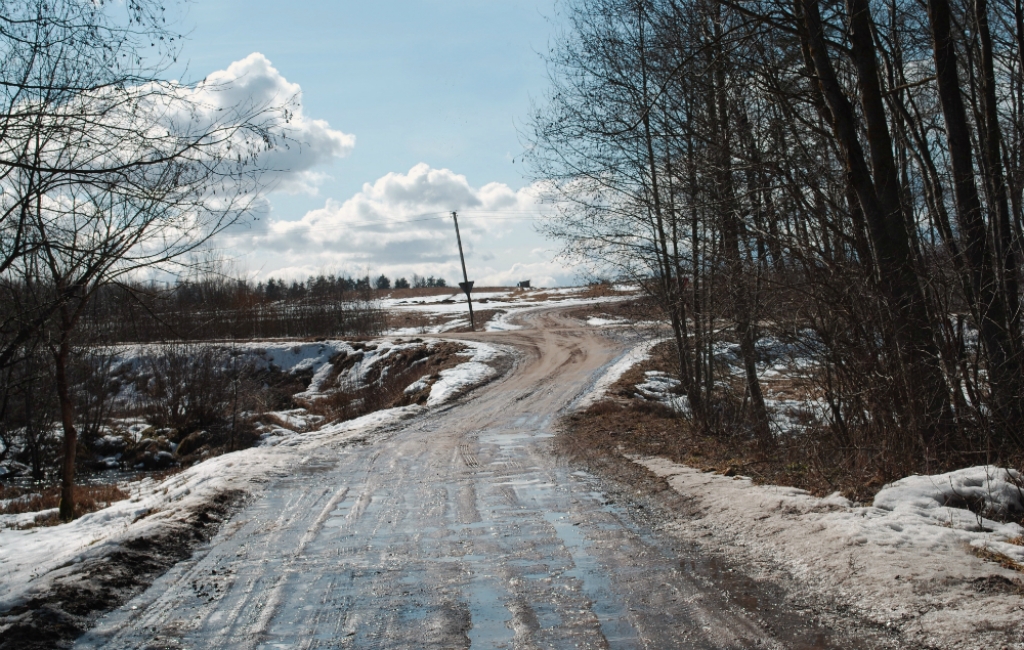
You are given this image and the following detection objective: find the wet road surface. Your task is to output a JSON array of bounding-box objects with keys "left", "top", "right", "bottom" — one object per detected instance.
[{"left": 75, "top": 309, "right": 842, "bottom": 649}]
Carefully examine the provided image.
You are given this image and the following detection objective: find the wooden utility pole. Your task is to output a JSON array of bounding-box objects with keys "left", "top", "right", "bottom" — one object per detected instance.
[{"left": 452, "top": 211, "right": 475, "bottom": 331}]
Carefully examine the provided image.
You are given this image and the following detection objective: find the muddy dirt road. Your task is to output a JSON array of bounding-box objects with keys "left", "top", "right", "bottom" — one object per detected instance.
[{"left": 74, "top": 309, "right": 852, "bottom": 649}]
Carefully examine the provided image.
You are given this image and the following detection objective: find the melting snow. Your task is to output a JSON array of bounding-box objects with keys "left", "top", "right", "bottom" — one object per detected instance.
[
  {"left": 0, "top": 339, "right": 507, "bottom": 612},
  {"left": 576, "top": 338, "right": 664, "bottom": 409},
  {"left": 637, "top": 456, "right": 1024, "bottom": 646}
]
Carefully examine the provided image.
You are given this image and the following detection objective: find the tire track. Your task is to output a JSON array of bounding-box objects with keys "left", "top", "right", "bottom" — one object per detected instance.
[{"left": 75, "top": 307, "right": 863, "bottom": 650}]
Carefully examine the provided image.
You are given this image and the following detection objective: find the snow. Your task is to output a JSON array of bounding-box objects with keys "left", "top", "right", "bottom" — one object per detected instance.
[
  {"left": 0, "top": 338, "right": 508, "bottom": 613},
  {"left": 265, "top": 409, "right": 322, "bottom": 431},
  {"left": 586, "top": 316, "right": 629, "bottom": 327},
  {"left": 485, "top": 311, "right": 523, "bottom": 332},
  {"left": 871, "top": 467, "right": 1024, "bottom": 560},
  {"left": 636, "top": 456, "right": 1024, "bottom": 647},
  {"left": 382, "top": 286, "right": 636, "bottom": 335},
  {"left": 255, "top": 341, "right": 350, "bottom": 376},
  {"left": 403, "top": 374, "right": 433, "bottom": 395},
  {"left": 0, "top": 461, "right": 29, "bottom": 481},
  {"left": 634, "top": 371, "right": 689, "bottom": 414},
  {"left": 424, "top": 342, "right": 504, "bottom": 407},
  {"left": 0, "top": 446, "right": 290, "bottom": 611},
  {"left": 379, "top": 291, "right": 512, "bottom": 309},
  {"left": 426, "top": 363, "right": 495, "bottom": 407},
  {"left": 576, "top": 338, "right": 664, "bottom": 409},
  {"left": 262, "top": 405, "right": 422, "bottom": 449}
]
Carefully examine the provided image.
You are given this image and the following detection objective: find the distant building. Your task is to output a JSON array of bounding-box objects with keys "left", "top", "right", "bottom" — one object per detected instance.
[{"left": 517, "top": 280, "right": 531, "bottom": 289}]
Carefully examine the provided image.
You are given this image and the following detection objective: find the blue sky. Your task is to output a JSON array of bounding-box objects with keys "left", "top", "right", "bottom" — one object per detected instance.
[{"left": 172, "top": 0, "right": 578, "bottom": 286}]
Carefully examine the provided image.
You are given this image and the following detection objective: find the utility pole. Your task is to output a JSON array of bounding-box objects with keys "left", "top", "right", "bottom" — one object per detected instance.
[{"left": 452, "top": 210, "right": 475, "bottom": 331}]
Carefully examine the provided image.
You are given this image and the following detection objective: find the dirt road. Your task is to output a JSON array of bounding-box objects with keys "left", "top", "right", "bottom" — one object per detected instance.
[{"left": 74, "top": 308, "right": 854, "bottom": 649}]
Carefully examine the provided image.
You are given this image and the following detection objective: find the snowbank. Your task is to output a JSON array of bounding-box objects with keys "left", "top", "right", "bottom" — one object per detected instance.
[
  {"left": 0, "top": 339, "right": 507, "bottom": 613},
  {"left": 635, "top": 456, "right": 1024, "bottom": 647},
  {"left": 425, "top": 341, "right": 504, "bottom": 407},
  {"left": 871, "top": 466, "right": 1024, "bottom": 562},
  {"left": 575, "top": 338, "right": 664, "bottom": 410},
  {"left": 0, "top": 446, "right": 292, "bottom": 612},
  {"left": 634, "top": 370, "right": 690, "bottom": 414}
]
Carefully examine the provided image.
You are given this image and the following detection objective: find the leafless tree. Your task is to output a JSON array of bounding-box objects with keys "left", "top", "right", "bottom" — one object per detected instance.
[
  {"left": 529, "top": 0, "right": 1024, "bottom": 472},
  {"left": 0, "top": 0, "right": 287, "bottom": 519}
]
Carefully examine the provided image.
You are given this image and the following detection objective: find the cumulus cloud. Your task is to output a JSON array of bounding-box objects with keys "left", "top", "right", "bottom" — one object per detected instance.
[
  {"left": 223, "top": 163, "right": 580, "bottom": 285},
  {"left": 179, "top": 53, "right": 355, "bottom": 194}
]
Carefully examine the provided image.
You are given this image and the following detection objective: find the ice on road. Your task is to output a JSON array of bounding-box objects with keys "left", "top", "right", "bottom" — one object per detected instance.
[{"left": 74, "top": 309, "right": 847, "bottom": 649}]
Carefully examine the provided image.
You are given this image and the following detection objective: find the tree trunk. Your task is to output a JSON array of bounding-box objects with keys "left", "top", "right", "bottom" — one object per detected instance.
[
  {"left": 927, "top": 0, "right": 1024, "bottom": 445},
  {"left": 55, "top": 334, "right": 77, "bottom": 521},
  {"left": 801, "top": 0, "right": 951, "bottom": 445},
  {"left": 710, "top": 9, "right": 771, "bottom": 446}
]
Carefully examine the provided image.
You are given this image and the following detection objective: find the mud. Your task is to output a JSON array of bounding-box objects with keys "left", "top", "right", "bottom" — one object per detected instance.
[{"left": 10, "top": 307, "right": 897, "bottom": 648}]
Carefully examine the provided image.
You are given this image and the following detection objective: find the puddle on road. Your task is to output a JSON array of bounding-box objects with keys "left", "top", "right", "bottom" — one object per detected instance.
[
  {"left": 542, "top": 510, "right": 641, "bottom": 647},
  {"left": 465, "top": 573, "right": 516, "bottom": 649}
]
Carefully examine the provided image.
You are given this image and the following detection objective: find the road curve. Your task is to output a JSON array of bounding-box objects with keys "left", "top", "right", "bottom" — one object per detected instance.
[{"left": 75, "top": 308, "right": 840, "bottom": 649}]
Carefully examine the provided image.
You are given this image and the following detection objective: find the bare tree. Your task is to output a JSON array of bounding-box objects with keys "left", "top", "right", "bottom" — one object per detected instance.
[
  {"left": 0, "top": 0, "right": 287, "bottom": 519},
  {"left": 529, "top": 0, "right": 1024, "bottom": 473}
]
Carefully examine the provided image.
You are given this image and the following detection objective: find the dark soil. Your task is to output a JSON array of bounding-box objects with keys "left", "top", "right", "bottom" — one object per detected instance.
[
  {"left": 0, "top": 484, "right": 129, "bottom": 522},
  {"left": 0, "top": 489, "right": 246, "bottom": 650}
]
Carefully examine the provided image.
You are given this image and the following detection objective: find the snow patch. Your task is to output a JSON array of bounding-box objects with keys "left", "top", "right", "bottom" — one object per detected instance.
[
  {"left": 635, "top": 456, "right": 1024, "bottom": 646},
  {"left": 586, "top": 316, "right": 629, "bottom": 327},
  {"left": 404, "top": 375, "right": 433, "bottom": 395},
  {"left": 576, "top": 338, "right": 664, "bottom": 409},
  {"left": 419, "top": 341, "right": 500, "bottom": 406},
  {"left": 485, "top": 311, "right": 523, "bottom": 332},
  {"left": 634, "top": 371, "right": 690, "bottom": 414}
]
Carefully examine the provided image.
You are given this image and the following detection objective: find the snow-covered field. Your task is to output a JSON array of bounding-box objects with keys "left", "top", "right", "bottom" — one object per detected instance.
[
  {"left": 382, "top": 285, "right": 635, "bottom": 334},
  {"left": 0, "top": 339, "right": 506, "bottom": 612}
]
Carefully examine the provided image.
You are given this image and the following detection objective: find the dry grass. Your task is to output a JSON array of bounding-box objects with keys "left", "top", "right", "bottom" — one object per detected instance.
[
  {"left": 469, "top": 284, "right": 631, "bottom": 303},
  {"left": 560, "top": 398, "right": 921, "bottom": 504},
  {"left": 444, "top": 309, "right": 501, "bottom": 333},
  {"left": 387, "top": 310, "right": 470, "bottom": 332},
  {"left": 970, "top": 545, "right": 1024, "bottom": 573},
  {"left": 563, "top": 329, "right": 1024, "bottom": 502},
  {"left": 564, "top": 296, "right": 661, "bottom": 324},
  {"left": 559, "top": 340, "right": 892, "bottom": 503},
  {"left": 0, "top": 483, "right": 130, "bottom": 524},
  {"left": 384, "top": 306, "right": 505, "bottom": 334}
]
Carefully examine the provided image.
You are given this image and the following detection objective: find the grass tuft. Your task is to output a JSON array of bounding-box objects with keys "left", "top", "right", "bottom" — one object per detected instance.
[
  {"left": 970, "top": 545, "right": 1024, "bottom": 573},
  {"left": 1, "top": 483, "right": 130, "bottom": 524}
]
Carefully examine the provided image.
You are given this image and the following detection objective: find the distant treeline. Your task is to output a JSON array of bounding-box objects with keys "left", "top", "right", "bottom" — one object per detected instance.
[
  {"left": 73, "top": 273, "right": 430, "bottom": 343},
  {"left": 0, "top": 270, "right": 455, "bottom": 484},
  {"left": 261, "top": 273, "right": 448, "bottom": 297}
]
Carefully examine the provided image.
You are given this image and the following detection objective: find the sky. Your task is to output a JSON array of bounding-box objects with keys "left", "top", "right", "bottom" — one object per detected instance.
[{"left": 167, "top": 0, "right": 578, "bottom": 287}]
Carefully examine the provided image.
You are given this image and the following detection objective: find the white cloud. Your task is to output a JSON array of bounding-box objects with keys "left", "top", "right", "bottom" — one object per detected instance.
[
  {"left": 223, "top": 163, "right": 581, "bottom": 285},
  {"left": 182, "top": 53, "right": 355, "bottom": 194}
]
